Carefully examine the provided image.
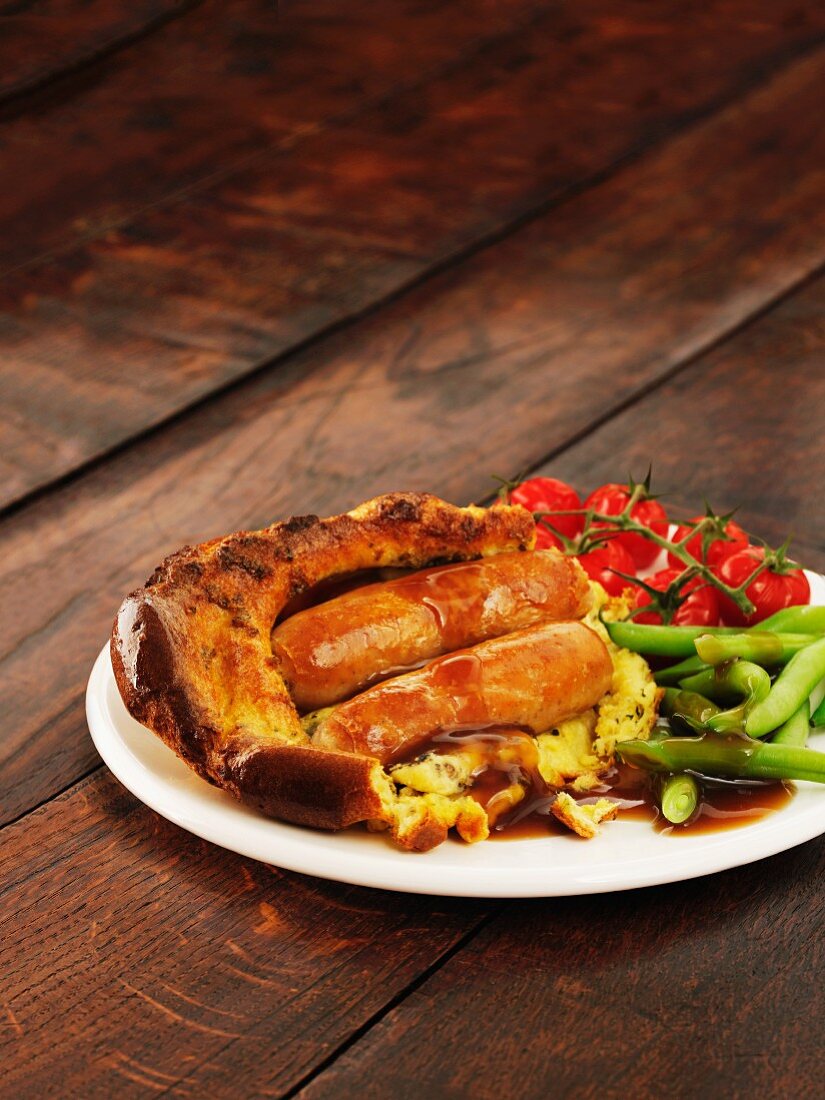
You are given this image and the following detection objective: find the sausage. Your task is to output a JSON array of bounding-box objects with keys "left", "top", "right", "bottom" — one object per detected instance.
[
  {"left": 271, "top": 551, "right": 586, "bottom": 712},
  {"left": 311, "top": 620, "right": 613, "bottom": 763},
  {"left": 271, "top": 550, "right": 590, "bottom": 711}
]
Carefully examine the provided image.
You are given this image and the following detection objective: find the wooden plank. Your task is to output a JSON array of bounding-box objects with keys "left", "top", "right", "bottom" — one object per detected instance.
[
  {"left": 0, "top": 1, "right": 193, "bottom": 103},
  {"left": 295, "top": 838, "right": 825, "bottom": 1100},
  {"left": 2, "top": 1, "right": 823, "bottom": 508},
  {"left": 0, "top": 768, "right": 497, "bottom": 1098},
  {"left": 0, "top": 53, "right": 823, "bottom": 825},
  {"left": 0, "top": 0, "right": 542, "bottom": 273},
  {"left": 0, "top": 0, "right": 548, "bottom": 507},
  {"left": 546, "top": 277, "right": 825, "bottom": 554}
]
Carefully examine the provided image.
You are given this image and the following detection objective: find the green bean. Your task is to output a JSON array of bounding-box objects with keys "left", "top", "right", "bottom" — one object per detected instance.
[
  {"left": 679, "top": 660, "right": 771, "bottom": 734},
  {"left": 655, "top": 633, "right": 811, "bottom": 686},
  {"left": 605, "top": 620, "right": 742, "bottom": 658},
  {"left": 654, "top": 656, "right": 710, "bottom": 686},
  {"left": 746, "top": 637, "right": 825, "bottom": 738},
  {"left": 605, "top": 605, "right": 825, "bottom": 659},
  {"left": 811, "top": 694, "right": 825, "bottom": 728},
  {"left": 658, "top": 774, "right": 700, "bottom": 824},
  {"left": 679, "top": 660, "right": 771, "bottom": 706},
  {"left": 758, "top": 606, "right": 825, "bottom": 634},
  {"left": 771, "top": 700, "right": 810, "bottom": 748},
  {"left": 694, "top": 632, "right": 814, "bottom": 667},
  {"left": 661, "top": 687, "right": 721, "bottom": 725},
  {"left": 617, "top": 732, "right": 825, "bottom": 783}
]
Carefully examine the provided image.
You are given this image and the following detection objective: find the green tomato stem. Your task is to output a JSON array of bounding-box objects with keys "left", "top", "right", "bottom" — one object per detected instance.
[{"left": 517, "top": 481, "right": 813, "bottom": 620}]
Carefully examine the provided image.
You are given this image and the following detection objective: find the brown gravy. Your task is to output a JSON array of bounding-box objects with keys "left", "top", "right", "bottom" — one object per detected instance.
[
  {"left": 488, "top": 763, "right": 794, "bottom": 840},
  {"left": 413, "top": 730, "right": 794, "bottom": 840}
]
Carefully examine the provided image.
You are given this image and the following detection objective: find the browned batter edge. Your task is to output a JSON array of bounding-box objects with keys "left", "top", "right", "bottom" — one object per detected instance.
[{"left": 112, "top": 492, "right": 587, "bottom": 844}]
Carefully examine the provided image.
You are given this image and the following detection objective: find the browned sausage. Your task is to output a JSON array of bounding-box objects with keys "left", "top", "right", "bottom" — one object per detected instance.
[
  {"left": 311, "top": 620, "right": 612, "bottom": 763},
  {"left": 271, "top": 550, "right": 590, "bottom": 711}
]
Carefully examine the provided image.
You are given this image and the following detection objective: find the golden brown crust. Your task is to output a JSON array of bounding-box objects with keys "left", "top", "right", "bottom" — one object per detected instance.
[
  {"left": 550, "top": 792, "right": 620, "bottom": 839},
  {"left": 111, "top": 492, "right": 537, "bottom": 836}
]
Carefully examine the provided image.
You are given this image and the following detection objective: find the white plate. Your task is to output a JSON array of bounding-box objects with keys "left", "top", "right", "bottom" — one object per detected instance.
[{"left": 86, "top": 571, "right": 825, "bottom": 898}]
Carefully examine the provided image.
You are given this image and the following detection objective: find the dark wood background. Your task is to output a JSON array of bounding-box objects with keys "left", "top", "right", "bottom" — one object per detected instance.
[{"left": 1, "top": 3, "right": 823, "bottom": 1097}]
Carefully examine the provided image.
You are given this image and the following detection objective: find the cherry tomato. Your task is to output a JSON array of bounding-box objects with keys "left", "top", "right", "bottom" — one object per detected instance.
[
  {"left": 667, "top": 516, "right": 749, "bottom": 570},
  {"left": 584, "top": 483, "right": 668, "bottom": 569},
  {"left": 632, "top": 567, "right": 720, "bottom": 626},
  {"left": 576, "top": 541, "right": 637, "bottom": 597},
  {"left": 534, "top": 523, "right": 562, "bottom": 550},
  {"left": 510, "top": 477, "right": 583, "bottom": 541},
  {"left": 714, "top": 546, "right": 810, "bottom": 626}
]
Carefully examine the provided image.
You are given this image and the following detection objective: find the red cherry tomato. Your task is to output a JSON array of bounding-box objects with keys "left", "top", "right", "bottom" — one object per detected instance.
[
  {"left": 510, "top": 477, "right": 583, "bottom": 541},
  {"left": 584, "top": 483, "right": 668, "bottom": 569},
  {"left": 667, "top": 516, "right": 749, "bottom": 570},
  {"left": 632, "top": 567, "right": 720, "bottom": 626},
  {"left": 576, "top": 541, "right": 637, "bottom": 597},
  {"left": 534, "top": 523, "right": 562, "bottom": 550},
  {"left": 715, "top": 546, "right": 810, "bottom": 626}
]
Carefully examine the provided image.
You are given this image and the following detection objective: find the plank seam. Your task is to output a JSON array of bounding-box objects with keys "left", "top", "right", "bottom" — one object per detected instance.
[
  {"left": 275, "top": 904, "right": 509, "bottom": 1100},
  {"left": 5, "top": 25, "right": 821, "bottom": 286},
  {"left": 122, "top": 903, "right": 507, "bottom": 1099},
  {"left": 511, "top": 258, "right": 825, "bottom": 494},
  {"left": 0, "top": 1, "right": 205, "bottom": 112},
  {"left": 0, "top": 761, "right": 102, "bottom": 834},
  {"left": 0, "top": 1, "right": 552, "bottom": 277}
]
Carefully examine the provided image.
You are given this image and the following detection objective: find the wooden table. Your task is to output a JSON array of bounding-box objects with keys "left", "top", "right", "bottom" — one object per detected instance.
[{"left": 2, "top": 3, "right": 824, "bottom": 1096}]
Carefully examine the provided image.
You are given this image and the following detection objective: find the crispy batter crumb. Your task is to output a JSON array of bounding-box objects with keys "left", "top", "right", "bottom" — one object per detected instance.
[{"left": 551, "top": 793, "right": 620, "bottom": 839}]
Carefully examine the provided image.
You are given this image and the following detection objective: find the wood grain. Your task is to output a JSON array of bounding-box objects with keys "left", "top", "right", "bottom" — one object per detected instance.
[
  {"left": 0, "top": 0, "right": 542, "bottom": 272},
  {"left": 2, "top": 0, "right": 823, "bottom": 508},
  {"left": 547, "top": 277, "right": 825, "bottom": 555},
  {"left": 296, "top": 838, "right": 825, "bottom": 1100},
  {"left": 0, "top": 769, "right": 496, "bottom": 1098},
  {"left": 0, "top": 0, "right": 195, "bottom": 103},
  {"left": 0, "top": 51, "right": 823, "bottom": 825}
]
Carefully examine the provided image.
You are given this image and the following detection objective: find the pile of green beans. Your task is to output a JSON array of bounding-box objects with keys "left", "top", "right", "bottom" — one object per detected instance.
[{"left": 607, "top": 603, "right": 825, "bottom": 825}]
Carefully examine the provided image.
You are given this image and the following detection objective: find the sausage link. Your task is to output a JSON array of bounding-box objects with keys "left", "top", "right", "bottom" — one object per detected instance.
[
  {"left": 312, "top": 620, "right": 612, "bottom": 763},
  {"left": 271, "top": 550, "right": 590, "bottom": 711}
]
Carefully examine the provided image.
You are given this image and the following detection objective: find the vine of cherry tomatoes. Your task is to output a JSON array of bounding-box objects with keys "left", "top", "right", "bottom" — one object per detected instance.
[{"left": 508, "top": 476, "right": 810, "bottom": 626}]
